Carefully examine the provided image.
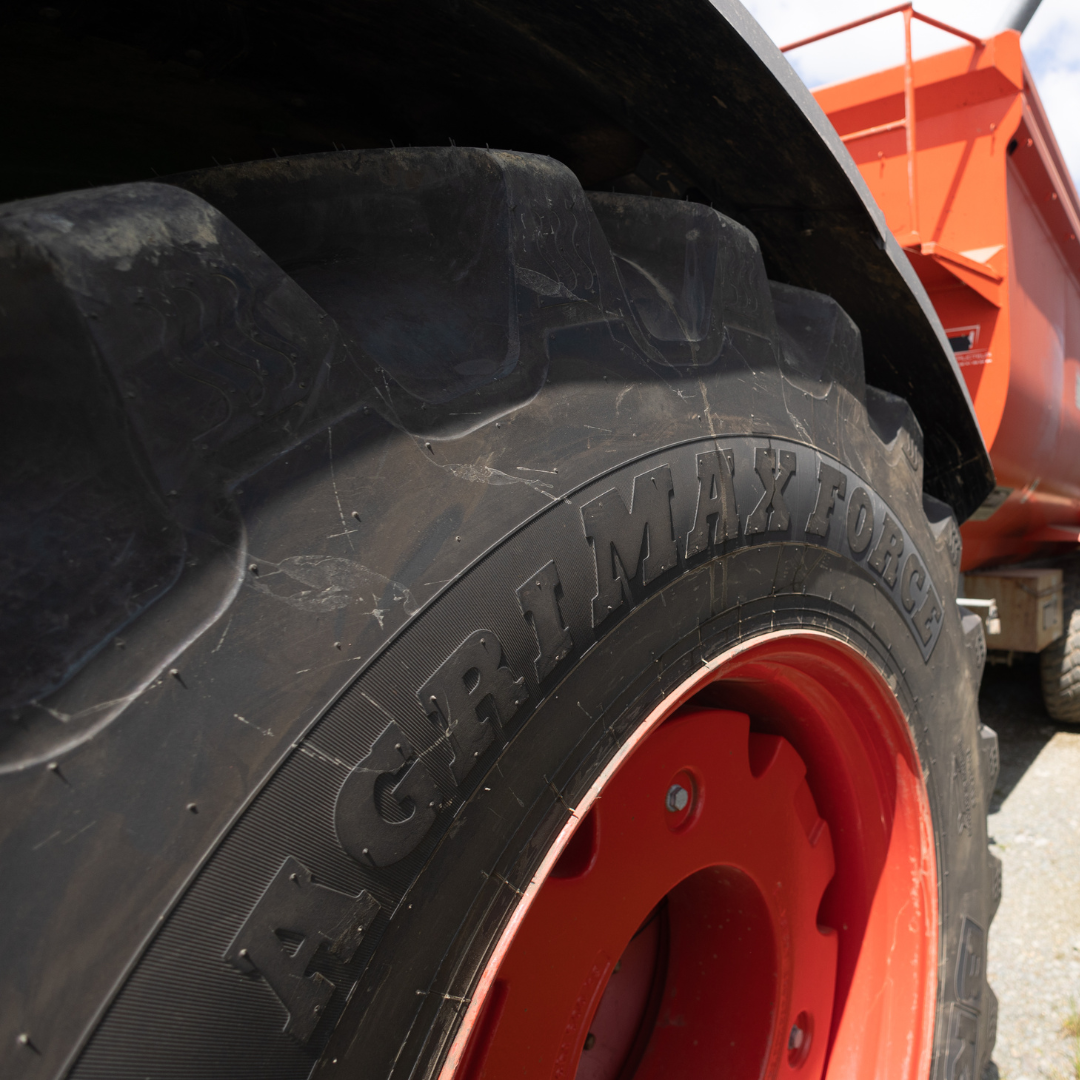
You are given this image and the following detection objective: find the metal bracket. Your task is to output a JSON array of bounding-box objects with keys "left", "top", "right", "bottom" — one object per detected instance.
[{"left": 957, "top": 597, "right": 1001, "bottom": 635}]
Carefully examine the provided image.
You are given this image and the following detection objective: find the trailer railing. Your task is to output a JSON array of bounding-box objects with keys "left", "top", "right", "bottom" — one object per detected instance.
[{"left": 781, "top": 4, "right": 983, "bottom": 248}]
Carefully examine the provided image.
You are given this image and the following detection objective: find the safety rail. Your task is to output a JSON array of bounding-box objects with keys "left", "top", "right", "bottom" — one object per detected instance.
[{"left": 781, "top": 4, "right": 984, "bottom": 248}]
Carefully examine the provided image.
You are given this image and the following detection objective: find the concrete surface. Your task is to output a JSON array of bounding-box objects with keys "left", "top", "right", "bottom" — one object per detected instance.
[{"left": 981, "top": 657, "right": 1080, "bottom": 1080}]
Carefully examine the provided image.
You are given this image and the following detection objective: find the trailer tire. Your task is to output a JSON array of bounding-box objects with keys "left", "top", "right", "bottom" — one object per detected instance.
[
  {"left": 1041, "top": 555, "right": 1080, "bottom": 722},
  {"left": 2, "top": 149, "right": 998, "bottom": 1080}
]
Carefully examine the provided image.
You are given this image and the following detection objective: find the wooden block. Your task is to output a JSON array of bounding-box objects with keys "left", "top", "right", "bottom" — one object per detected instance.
[{"left": 964, "top": 568, "right": 1063, "bottom": 653}]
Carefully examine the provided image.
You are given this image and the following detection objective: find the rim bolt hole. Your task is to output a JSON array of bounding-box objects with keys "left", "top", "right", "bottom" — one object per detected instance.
[{"left": 787, "top": 1011, "right": 813, "bottom": 1068}]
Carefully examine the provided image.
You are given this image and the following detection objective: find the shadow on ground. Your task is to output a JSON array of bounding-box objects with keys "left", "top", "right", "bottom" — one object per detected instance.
[
  {"left": 979, "top": 655, "right": 1080, "bottom": 814},
  {"left": 980, "top": 655, "right": 1080, "bottom": 1080}
]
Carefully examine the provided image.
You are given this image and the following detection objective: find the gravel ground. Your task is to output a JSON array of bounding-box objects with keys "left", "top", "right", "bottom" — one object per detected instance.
[{"left": 980, "top": 656, "right": 1080, "bottom": 1080}]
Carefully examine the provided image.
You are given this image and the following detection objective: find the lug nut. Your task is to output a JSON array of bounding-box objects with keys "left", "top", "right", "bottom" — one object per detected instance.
[
  {"left": 665, "top": 769, "right": 697, "bottom": 831},
  {"left": 666, "top": 784, "right": 689, "bottom": 813}
]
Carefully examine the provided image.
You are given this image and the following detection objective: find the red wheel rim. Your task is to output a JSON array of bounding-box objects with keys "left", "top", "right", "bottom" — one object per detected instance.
[{"left": 442, "top": 632, "right": 938, "bottom": 1080}]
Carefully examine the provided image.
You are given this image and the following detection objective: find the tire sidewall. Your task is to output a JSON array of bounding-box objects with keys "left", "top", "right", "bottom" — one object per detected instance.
[{"left": 307, "top": 432, "right": 987, "bottom": 1080}]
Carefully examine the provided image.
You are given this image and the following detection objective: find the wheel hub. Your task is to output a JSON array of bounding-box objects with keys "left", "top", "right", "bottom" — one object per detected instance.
[
  {"left": 445, "top": 633, "right": 938, "bottom": 1080},
  {"left": 464, "top": 708, "right": 837, "bottom": 1079}
]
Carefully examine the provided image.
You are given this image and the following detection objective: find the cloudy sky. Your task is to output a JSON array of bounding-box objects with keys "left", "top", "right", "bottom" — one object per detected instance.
[{"left": 740, "top": 0, "right": 1080, "bottom": 185}]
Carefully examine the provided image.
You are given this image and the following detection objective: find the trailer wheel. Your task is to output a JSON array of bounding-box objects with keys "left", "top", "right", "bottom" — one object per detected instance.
[
  {"left": 1041, "top": 555, "right": 1080, "bottom": 722},
  {"left": 4, "top": 149, "right": 998, "bottom": 1080}
]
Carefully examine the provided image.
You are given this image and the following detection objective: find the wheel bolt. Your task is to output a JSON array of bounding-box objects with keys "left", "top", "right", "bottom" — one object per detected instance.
[
  {"left": 787, "top": 1010, "right": 812, "bottom": 1067},
  {"left": 666, "top": 784, "right": 690, "bottom": 812},
  {"left": 664, "top": 770, "right": 697, "bottom": 831}
]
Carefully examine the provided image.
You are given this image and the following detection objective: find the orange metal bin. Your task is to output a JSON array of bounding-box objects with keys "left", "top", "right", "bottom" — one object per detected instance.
[{"left": 789, "top": 7, "right": 1080, "bottom": 571}]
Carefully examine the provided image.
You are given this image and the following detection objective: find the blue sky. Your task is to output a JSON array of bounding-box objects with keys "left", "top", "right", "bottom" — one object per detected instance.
[{"left": 740, "top": 1, "right": 1080, "bottom": 186}]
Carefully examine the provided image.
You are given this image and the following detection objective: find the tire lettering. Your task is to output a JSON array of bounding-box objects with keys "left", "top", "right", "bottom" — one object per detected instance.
[
  {"left": 806, "top": 461, "right": 846, "bottom": 537},
  {"left": 868, "top": 514, "right": 905, "bottom": 587},
  {"left": 900, "top": 427, "right": 921, "bottom": 473},
  {"left": 417, "top": 630, "right": 527, "bottom": 783},
  {"left": 955, "top": 917, "right": 985, "bottom": 1006},
  {"left": 685, "top": 449, "right": 737, "bottom": 556},
  {"left": 952, "top": 748, "right": 975, "bottom": 837},
  {"left": 846, "top": 486, "right": 874, "bottom": 554},
  {"left": 943, "top": 516, "right": 962, "bottom": 567},
  {"left": 914, "top": 583, "right": 943, "bottom": 646},
  {"left": 944, "top": 1004, "right": 979, "bottom": 1080},
  {"left": 334, "top": 441, "right": 946, "bottom": 880},
  {"left": 517, "top": 561, "right": 574, "bottom": 682},
  {"left": 344, "top": 439, "right": 944, "bottom": 874},
  {"left": 900, "top": 552, "right": 926, "bottom": 612},
  {"left": 580, "top": 465, "right": 677, "bottom": 626},
  {"left": 744, "top": 447, "right": 795, "bottom": 534},
  {"left": 334, "top": 722, "right": 440, "bottom": 867},
  {"left": 223, "top": 857, "right": 380, "bottom": 1043}
]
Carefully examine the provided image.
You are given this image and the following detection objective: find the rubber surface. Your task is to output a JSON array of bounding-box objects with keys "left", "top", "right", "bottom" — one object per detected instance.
[
  {"left": 0, "top": 148, "right": 996, "bottom": 1080},
  {"left": 2, "top": 0, "right": 994, "bottom": 521},
  {"left": 1041, "top": 555, "right": 1080, "bottom": 722}
]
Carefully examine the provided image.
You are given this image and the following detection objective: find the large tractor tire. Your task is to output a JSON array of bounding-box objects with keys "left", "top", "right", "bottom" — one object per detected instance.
[{"left": 3, "top": 149, "right": 998, "bottom": 1080}]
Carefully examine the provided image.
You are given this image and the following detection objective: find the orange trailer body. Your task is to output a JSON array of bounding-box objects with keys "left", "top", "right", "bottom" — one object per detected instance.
[{"left": 803, "top": 19, "right": 1080, "bottom": 571}]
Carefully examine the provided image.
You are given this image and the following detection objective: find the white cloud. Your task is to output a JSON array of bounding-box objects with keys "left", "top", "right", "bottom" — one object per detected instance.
[
  {"left": 740, "top": 0, "right": 1080, "bottom": 184},
  {"left": 1019, "top": 2, "right": 1080, "bottom": 182}
]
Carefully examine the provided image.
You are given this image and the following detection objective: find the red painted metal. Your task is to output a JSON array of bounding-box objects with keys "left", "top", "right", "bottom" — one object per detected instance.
[
  {"left": 794, "top": 7, "right": 1080, "bottom": 568},
  {"left": 783, "top": 5, "right": 981, "bottom": 251},
  {"left": 472, "top": 709, "right": 837, "bottom": 1080},
  {"left": 779, "top": 4, "right": 980, "bottom": 54},
  {"left": 441, "top": 632, "right": 938, "bottom": 1080}
]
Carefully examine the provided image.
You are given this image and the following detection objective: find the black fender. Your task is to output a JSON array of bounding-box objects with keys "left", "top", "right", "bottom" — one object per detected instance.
[{"left": 3, "top": 0, "right": 994, "bottom": 520}]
